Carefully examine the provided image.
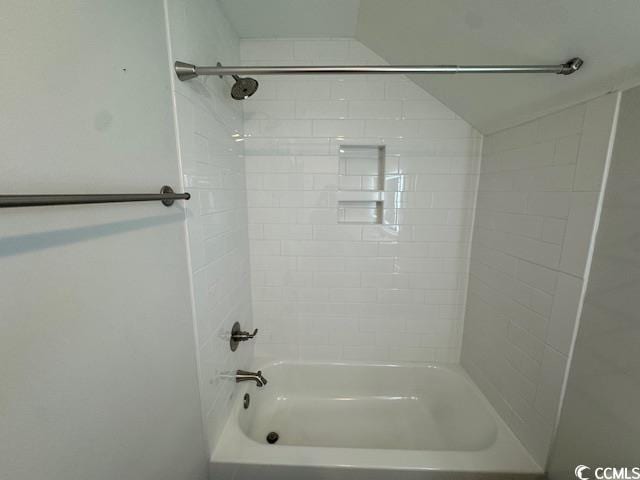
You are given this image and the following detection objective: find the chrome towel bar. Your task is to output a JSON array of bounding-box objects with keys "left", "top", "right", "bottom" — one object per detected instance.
[{"left": 0, "top": 185, "right": 190, "bottom": 208}]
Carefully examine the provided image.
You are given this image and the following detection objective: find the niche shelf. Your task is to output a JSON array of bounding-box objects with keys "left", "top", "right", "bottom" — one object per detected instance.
[{"left": 337, "top": 145, "right": 385, "bottom": 224}]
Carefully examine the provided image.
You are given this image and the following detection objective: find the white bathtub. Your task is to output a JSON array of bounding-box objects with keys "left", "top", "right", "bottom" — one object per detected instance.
[{"left": 210, "top": 360, "right": 542, "bottom": 480}]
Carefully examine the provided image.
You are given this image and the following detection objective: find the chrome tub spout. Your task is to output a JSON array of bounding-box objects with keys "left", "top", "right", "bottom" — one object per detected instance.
[{"left": 236, "top": 370, "right": 268, "bottom": 387}]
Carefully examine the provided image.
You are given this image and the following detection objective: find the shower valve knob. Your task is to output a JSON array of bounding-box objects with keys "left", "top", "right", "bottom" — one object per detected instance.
[
  {"left": 230, "top": 321, "right": 258, "bottom": 351},
  {"left": 233, "top": 328, "right": 258, "bottom": 341}
]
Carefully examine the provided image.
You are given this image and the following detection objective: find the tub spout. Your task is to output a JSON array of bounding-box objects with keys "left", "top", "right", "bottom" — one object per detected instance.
[{"left": 236, "top": 369, "right": 268, "bottom": 387}]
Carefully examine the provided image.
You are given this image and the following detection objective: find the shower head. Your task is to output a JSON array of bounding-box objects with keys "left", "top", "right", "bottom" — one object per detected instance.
[{"left": 230, "top": 74, "right": 259, "bottom": 100}]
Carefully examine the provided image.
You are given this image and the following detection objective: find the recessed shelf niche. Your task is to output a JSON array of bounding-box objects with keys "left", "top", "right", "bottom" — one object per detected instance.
[{"left": 337, "top": 145, "right": 385, "bottom": 224}]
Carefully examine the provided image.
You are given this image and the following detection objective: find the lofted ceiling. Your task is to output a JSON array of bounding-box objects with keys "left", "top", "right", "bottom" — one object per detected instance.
[
  {"left": 219, "top": 0, "right": 640, "bottom": 133},
  {"left": 218, "top": 0, "right": 360, "bottom": 38}
]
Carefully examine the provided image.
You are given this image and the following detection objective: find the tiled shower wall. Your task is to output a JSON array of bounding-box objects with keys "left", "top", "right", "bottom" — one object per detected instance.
[
  {"left": 548, "top": 84, "right": 640, "bottom": 478},
  {"left": 461, "top": 93, "right": 619, "bottom": 465},
  {"left": 241, "top": 38, "right": 482, "bottom": 363},
  {"left": 166, "top": 0, "right": 253, "bottom": 452}
]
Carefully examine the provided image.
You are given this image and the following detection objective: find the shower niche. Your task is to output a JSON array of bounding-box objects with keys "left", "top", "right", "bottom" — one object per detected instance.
[{"left": 337, "top": 145, "right": 385, "bottom": 224}]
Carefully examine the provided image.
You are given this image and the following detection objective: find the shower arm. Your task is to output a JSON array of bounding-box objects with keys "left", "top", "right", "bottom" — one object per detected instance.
[{"left": 174, "top": 57, "right": 583, "bottom": 81}]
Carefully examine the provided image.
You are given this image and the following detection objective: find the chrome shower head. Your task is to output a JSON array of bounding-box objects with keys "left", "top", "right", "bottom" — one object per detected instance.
[{"left": 231, "top": 74, "right": 259, "bottom": 100}]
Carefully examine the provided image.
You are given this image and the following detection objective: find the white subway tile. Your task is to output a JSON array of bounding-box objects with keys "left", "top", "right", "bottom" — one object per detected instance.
[
  {"left": 394, "top": 257, "right": 444, "bottom": 273},
  {"left": 482, "top": 121, "right": 538, "bottom": 153},
  {"left": 293, "top": 40, "right": 349, "bottom": 62},
  {"left": 362, "top": 225, "right": 412, "bottom": 242},
  {"left": 313, "top": 272, "right": 361, "bottom": 288},
  {"left": 342, "top": 345, "right": 388, "bottom": 361},
  {"left": 558, "top": 192, "right": 599, "bottom": 277},
  {"left": 365, "top": 119, "right": 422, "bottom": 138},
  {"left": 413, "top": 226, "right": 470, "bottom": 242},
  {"left": 378, "top": 288, "right": 424, "bottom": 304},
  {"left": 261, "top": 173, "right": 306, "bottom": 190},
  {"left": 534, "top": 347, "right": 568, "bottom": 421},
  {"left": 312, "top": 119, "right": 365, "bottom": 137},
  {"left": 263, "top": 224, "right": 313, "bottom": 240},
  {"left": 241, "top": 39, "right": 294, "bottom": 61},
  {"left": 432, "top": 191, "right": 475, "bottom": 208},
  {"left": 512, "top": 165, "right": 576, "bottom": 192},
  {"left": 245, "top": 155, "right": 301, "bottom": 173},
  {"left": 329, "top": 288, "right": 377, "bottom": 303},
  {"left": 313, "top": 225, "right": 362, "bottom": 241},
  {"left": 531, "top": 217, "right": 557, "bottom": 245},
  {"left": 348, "top": 100, "right": 402, "bottom": 119},
  {"left": 410, "top": 273, "right": 459, "bottom": 290},
  {"left": 553, "top": 134, "right": 580, "bottom": 165},
  {"left": 297, "top": 257, "right": 345, "bottom": 272},
  {"left": 526, "top": 192, "right": 571, "bottom": 218},
  {"left": 331, "top": 79, "right": 386, "bottom": 100},
  {"left": 491, "top": 212, "right": 544, "bottom": 239},
  {"left": 302, "top": 155, "right": 339, "bottom": 173},
  {"left": 361, "top": 273, "right": 411, "bottom": 289},
  {"left": 572, "top": 94, "right": 617, "bottom": 191},
  {"left": 243, "top": 100, "right": 295, "bottom": 120},
  {"left": 536, "top": 103, "right": 586, "bottom": 141},
  {"left": 276, "top": 80, "right": 331, "bottom": 100},
  {"left": 507, "top": 322, "right": 545, "bottom": 363},
  {"left": 296, "top": 100, "right": 348, "bottom": 119},
  {"left": 248, "top": 119, "right": 313, "bottom": 137},
  {"left": 547, "top": 273, "right": 583, "bottom": 355},
  {"left": 282, "top": 287, "right": 329, "bottom": 303},
  {"left": 251, "top": 240, "right": 281, "bottom": 256}
]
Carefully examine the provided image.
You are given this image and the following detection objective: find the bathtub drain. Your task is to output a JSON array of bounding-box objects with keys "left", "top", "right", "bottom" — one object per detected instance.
[{"left": 266, "top": 432, "right": 279, "bottom": 444}]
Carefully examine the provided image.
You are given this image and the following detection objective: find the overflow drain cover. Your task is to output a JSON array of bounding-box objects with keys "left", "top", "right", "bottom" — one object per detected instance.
[{"left": 266, "top": 432, "right": 279, "bottom": 444}]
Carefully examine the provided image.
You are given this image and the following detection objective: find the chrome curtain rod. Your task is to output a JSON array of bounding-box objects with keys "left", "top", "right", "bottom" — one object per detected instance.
[
  {"left": 174, "top": 57, "right": 583, "bottom": 81},
  {"left": 0, "top": 186, "right": 190, "bottom": 208}
]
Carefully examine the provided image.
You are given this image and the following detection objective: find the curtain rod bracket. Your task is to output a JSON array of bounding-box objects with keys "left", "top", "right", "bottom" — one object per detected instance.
[
  {"left": 175, "top": 61, "right": 197, "bottom": 81},
  {"left": 559, "top": 57, "right": 584, "bottom": 75}
]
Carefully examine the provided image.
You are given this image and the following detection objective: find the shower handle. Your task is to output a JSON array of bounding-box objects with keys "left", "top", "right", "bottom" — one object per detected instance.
[
  {"left": 230, "top": 321, "right": 258, "bottom": 351},
  {"left": 233, "top": 328, "right": 258, "bottom": 341}
]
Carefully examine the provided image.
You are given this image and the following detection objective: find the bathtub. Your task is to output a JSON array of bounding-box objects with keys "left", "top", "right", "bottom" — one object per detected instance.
[{"left": 210, "top": 360, "right": 542, "bottom": 480}]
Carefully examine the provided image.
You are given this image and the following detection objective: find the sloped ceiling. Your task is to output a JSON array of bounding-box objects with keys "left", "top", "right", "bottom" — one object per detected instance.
[
  {"left": 219, "top": 0, "right": 640, "bottom": 133},
  {"left": 357, "top": 0, "right": 640, "bottom": 133},
  {"left": 219, "top": 0, "right": 360, "bottom": 38}
]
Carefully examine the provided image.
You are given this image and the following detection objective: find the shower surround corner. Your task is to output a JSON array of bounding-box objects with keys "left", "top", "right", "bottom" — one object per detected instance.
[
  {"left": 461, "top": 92, "right": 620, "bottom": 465},
  {"left": 165, "top": 0, "right": 254, "bottom": 454}
]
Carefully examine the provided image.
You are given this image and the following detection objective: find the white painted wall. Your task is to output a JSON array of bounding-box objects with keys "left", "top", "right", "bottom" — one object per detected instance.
[
  {"left": 0, "top": 1, "right": 207, "bottom": 479},
  {"left": 165, "top": 0, "right": 254, "bottom": 454},
  {"left": 547, "top": 84, "right": 640, "bottom": 477},
  {"left": 461, "top": 93, "right": 619, "bottom": 465},
  {"left": 241, "top": 38, "right": 482, "bottom": 363}
]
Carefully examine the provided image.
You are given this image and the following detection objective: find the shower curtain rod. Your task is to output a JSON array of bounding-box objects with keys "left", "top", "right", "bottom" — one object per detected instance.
[{"left": 174, "top": 57, "right": 583, "bottom": 81}]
